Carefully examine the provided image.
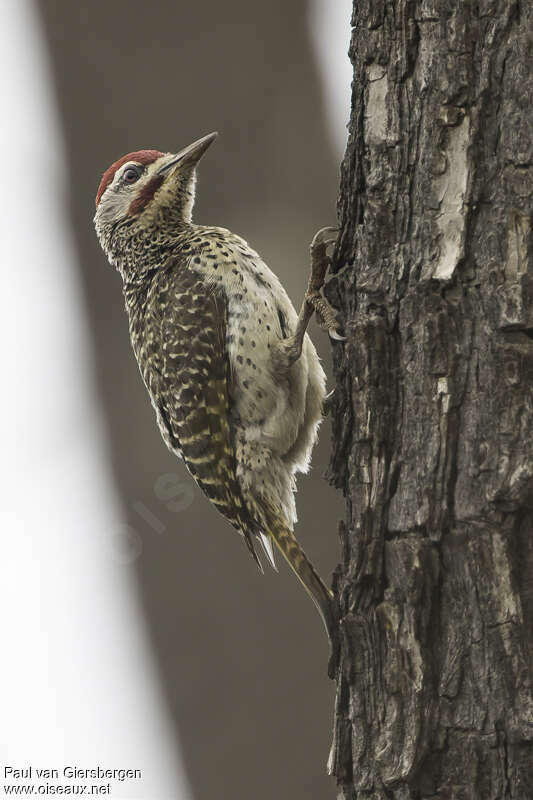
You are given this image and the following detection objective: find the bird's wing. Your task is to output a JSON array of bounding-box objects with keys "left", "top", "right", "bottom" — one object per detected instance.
[{"left": 149, "top": 263, "right": 262, "bottom": 568}]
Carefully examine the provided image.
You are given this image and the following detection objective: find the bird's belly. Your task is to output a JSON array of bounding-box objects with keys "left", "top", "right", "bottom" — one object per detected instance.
[{"left": 226, "top": 274, "right": 307, "bottom": 456}]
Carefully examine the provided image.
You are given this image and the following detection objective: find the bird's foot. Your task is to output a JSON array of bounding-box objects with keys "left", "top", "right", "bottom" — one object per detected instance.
[
  {"left": 308, "top": 227, "right": 345, "bottom": 342},
  {"left": 272, "top": 227, "right": 344, "bottom": 374}
]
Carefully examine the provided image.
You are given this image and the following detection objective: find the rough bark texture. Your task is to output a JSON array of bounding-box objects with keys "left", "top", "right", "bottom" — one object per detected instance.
[{"left": 327, "top": 1, "right": 533, "bottom": 797}]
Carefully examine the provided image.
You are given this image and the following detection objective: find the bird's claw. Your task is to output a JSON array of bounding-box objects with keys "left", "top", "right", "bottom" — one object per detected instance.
[
  {"left": 310, "top": 293, "right": 345, "bottom": 342},
  {"left": 322, "top": 389, "right": 335, "bottom": 417},
  {"left": 310, "top": 226, "right": 339, "bottom": 253},
  {"left": 310, "top": 228, "right": 339, "bottom": 268},
  {"left": 306, "top": 229, "right": 345, "bottom": 342}
]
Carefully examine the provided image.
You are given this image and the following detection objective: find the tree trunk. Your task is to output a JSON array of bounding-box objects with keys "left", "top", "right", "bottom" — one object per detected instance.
[{"left": 327, "top": 1, "right": 533, "bottom": 797}]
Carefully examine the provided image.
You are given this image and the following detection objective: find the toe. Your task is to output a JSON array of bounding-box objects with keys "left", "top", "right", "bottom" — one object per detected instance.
[{"left": 311, "top": 226, "right": 339, "bottom": 250}]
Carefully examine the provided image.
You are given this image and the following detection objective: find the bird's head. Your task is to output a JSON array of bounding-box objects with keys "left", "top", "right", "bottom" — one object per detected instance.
[{"left": 94, "top": 132, "right": 217, "bottom": 267}]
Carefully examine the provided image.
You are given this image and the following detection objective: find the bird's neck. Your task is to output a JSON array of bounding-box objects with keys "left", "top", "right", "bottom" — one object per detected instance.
[{"left": 107, "top": 218, "right": 196, "bottom": 284}]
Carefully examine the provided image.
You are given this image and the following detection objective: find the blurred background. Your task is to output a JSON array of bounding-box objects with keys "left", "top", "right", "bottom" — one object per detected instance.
[{"left": 1, "top": 1, "right": 350, "bottom": 797}]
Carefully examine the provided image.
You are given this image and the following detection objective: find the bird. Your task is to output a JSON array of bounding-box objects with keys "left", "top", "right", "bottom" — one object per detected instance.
[{"left": 94, "top": 132, "right": 341, "bottom": 637}]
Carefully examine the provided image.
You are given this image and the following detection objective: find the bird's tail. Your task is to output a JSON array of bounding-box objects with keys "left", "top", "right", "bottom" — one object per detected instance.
[{"left": 268, "top": 521, "right": 334, "bottom": 639}]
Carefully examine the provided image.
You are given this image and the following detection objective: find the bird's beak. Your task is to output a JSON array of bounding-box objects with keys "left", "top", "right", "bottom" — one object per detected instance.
[{"left": 158, "top": 132, "right": 218, "bottom": 175}]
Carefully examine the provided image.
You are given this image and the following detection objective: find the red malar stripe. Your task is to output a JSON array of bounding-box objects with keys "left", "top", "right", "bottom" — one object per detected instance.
[{"left": 128, "top": 175, "right": 165, "bottom": 215}]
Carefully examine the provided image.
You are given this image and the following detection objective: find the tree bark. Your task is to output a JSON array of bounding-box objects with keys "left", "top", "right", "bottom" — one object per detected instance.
[{"left": 327, "top": 1, "right": 533, "bottom": 797}]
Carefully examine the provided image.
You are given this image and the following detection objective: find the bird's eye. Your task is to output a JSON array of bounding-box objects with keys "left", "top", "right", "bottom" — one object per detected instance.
[{"left": 123, "top": 166, "right": 141, "bottom": 184}]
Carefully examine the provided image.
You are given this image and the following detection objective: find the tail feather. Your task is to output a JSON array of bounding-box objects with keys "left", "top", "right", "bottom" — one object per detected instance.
[
  {"left": 240, "top": 499, "right": 334, "bottom": 638},
  {"left": 243, "top": 527, "right": 264, "bottom": 573},
  {"left": 259, "top": 532, "right": 278, "bottom": 571},
  {"left": 267, "top": 524, "right": 334, "bottom": 638}
]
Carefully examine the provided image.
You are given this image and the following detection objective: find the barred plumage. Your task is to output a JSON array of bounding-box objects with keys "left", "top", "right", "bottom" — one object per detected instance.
[
  {"left": 126, "top": 258, "right": 263, "bottom": 568},
  {"left": 94, "top": 133, "right": 337, "bottom": 636}
]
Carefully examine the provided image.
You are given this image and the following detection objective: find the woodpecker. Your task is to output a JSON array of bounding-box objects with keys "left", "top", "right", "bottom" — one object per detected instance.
[{"left": 94, "top": 132, "right": 341, "bottom": 636}]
